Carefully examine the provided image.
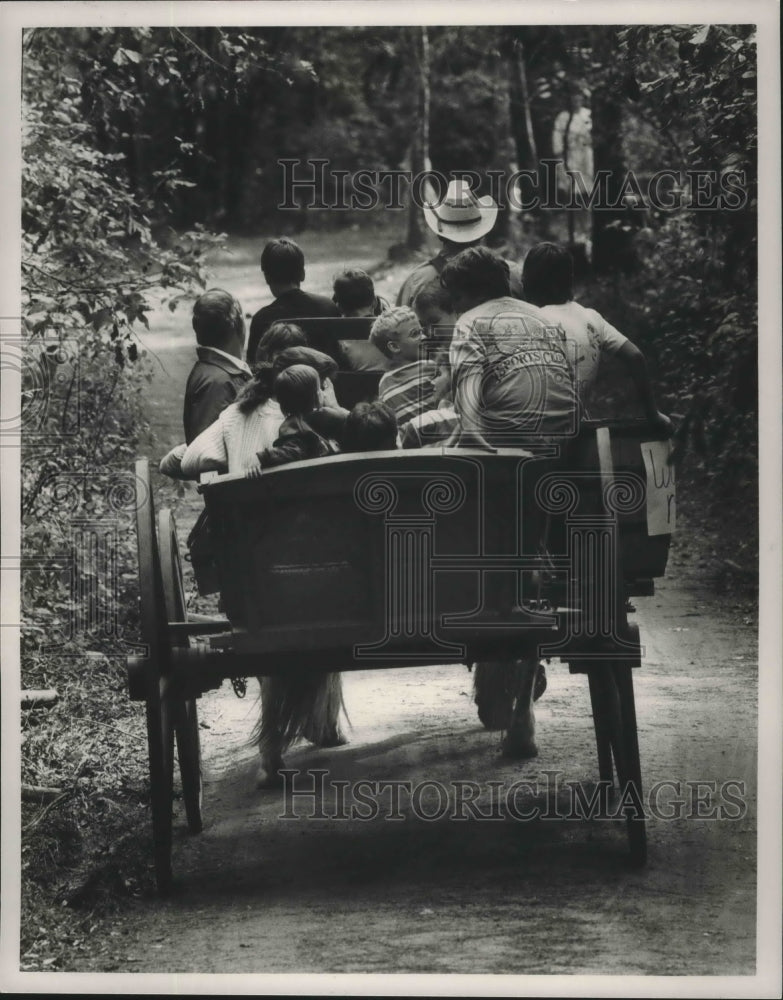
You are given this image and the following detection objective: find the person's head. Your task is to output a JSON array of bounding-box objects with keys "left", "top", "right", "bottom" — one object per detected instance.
[
  {"left": 260, "top": 238, "right": 306, "bottom": 295},
  {"left": 192, "top": 289, "right": 245, "bottom": 357},
  {"left": 413, "top": 281, "right": 458, "bottom": 361},
  {"left": 272, "top": 346, "right": 338, "bottom": 388},
  {"left": 439, "top": 246, "right": 511, "bottom": 313},
  {"left": 238, "top": 324, "right": 312, "bottom": 414},
  {"left": 438, "top": 235, "right": 483, "bottom": 254},
  {"left": 342, "top": 401, "right": 398, "bottom": 452},
  {"left": 333, "top": 269, "right": 377, "bottom": 317},
  {"left": 422, "top": 178, "right": 498, "bottom": 247},
  {"left": 254, "top": 320, "right": 308, "bottom": 366},
  {"left": 368, "top": 307, "right": 423, "bottom": 365},
  {"left": 522, "top": 242, "right": 574, "bottom": 307},
  {"left": 274, "top": 364, "right": 321, "bottom": 418}
]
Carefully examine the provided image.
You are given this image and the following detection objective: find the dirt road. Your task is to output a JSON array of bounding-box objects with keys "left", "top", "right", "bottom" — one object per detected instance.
[
  {"left": 68, "top": 536, "right": 758, "bottom": 978},
  {"left": 67, "top": 233, "right": 762, "bottom": 982}
]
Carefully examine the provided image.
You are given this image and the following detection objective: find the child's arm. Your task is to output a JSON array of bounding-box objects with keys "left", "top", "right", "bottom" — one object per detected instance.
[
  {"left": 159, "top": 442, "right": 188, "bottom": 479},
  {"left": 181, "top": 415, "right": 230, "bottom": 478},
  {"left": 253, "top": 440, "right": 302, "bottom": 469}
]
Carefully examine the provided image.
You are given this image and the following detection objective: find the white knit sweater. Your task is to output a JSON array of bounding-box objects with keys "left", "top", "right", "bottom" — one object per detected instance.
[{"left": 159, "top": 399, "right": 284, "bottom": 479}]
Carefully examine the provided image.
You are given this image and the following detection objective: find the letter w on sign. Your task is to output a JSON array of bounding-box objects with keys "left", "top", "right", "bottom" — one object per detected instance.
[{"left": 641, "top": 440, "right": 676, "bottom": 536}]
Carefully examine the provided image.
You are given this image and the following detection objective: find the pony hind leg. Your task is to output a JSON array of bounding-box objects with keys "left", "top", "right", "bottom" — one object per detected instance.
[
  {"left": 473, "top": 661, "right": 517, "bottom": 731},
  {"left": 253, "top": 671, "right": 348, "bottom": 788},
  {"left": 254, "top": 674, "right": 286, "bottom": 788},
  {"left": 302, "top": 672, "right": 347, "bottom": 747},
  {"left": 501, "top": 656, "right": 539, "bottom": 759}
]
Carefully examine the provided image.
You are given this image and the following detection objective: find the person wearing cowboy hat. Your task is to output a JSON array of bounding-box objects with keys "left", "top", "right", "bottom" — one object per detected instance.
[{"left": 395, "top": 178, "right": 523, "bottom": 307}]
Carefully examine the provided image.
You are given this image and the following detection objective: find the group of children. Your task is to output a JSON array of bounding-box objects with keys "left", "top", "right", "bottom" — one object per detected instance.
[
  {"left": 160, "top": 240, "right": 463, "bottom": 485},
  {"left": 162, "top": 233, "right": 670, "bottom": 486},
  {"left": 160, "top": 318, "right": 398, "bottom": 483}
]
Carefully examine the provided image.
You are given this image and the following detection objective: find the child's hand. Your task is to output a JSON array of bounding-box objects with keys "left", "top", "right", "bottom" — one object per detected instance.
[
  {"left": 321, "top": 377, "right": 339, "bottom": 408},
  {"left": 244, "top": 457, "right": 263, "bottom": 479}
]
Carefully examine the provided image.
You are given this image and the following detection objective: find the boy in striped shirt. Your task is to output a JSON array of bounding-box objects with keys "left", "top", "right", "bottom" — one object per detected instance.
[{"left": 370, "top": 307, "right": 449, "bottom": 427}]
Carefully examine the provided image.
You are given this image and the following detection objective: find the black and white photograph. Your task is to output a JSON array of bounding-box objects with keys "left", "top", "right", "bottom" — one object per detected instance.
[{"left": 1, "top": 0, "right": 780, "bottom": 994}]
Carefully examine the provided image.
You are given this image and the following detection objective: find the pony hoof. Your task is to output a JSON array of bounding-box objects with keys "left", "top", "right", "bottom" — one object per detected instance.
[
  {"left": 255, "top": 761, "right": 284, "bottom": 789},
  {"left": 500, "top": 735, "right": 539, "bottom": 759},
  {"left": 316, "top": 729, "right": 348, "bottom": 748}
]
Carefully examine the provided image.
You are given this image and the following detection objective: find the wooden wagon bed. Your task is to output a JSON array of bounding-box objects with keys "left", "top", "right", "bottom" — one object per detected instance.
[{"left": 129, "top": 419, "right": 674, "bottom": 890}]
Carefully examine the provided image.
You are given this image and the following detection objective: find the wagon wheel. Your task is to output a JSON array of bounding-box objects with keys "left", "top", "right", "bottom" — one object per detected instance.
[
  {"left": 158, "top": 508, "right": 203, "bottom": 835},
  {"left": 612, "top": 659, "right": 646, "bottom": 866},
  {"left": 586, "top": 631, "right": 646, "bottom": 866},
  {"left": 134, "top": 459, "right": 174, "bottom": 893}
]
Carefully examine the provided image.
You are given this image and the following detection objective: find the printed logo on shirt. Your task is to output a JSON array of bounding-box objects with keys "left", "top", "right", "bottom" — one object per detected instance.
[{"left": 484, "top": 312, "right": 573, "bottom": 388}]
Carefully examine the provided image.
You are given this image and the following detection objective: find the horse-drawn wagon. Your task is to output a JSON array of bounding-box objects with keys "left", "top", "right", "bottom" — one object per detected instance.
[{"left": 128, "top": 415, "right": 674, "bottom": 892}]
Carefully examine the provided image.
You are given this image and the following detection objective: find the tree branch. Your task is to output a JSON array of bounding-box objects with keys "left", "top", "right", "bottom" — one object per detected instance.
[{"left": 171, "top": 27, "right": 229, "bottom": 72}]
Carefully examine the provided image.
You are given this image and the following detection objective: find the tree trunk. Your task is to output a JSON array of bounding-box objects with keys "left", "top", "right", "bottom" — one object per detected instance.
[
  {"left": 508, "top": 36, "right": 538, "bottom": 170},
  {"left": 487, "top": 46, "right": 515, "bottom": 248},
  {"left": 406, "top": 27, "right": 430, "bottom": 251},
  {"left": 507, "top": 32, "right": 549, "bottom": 236},
  {"left": 589, "top": 27, "right": 635, "bottom": 273}
]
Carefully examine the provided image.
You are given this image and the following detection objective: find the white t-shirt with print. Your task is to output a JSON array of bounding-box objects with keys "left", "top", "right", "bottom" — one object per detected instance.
[
  {"left": 450, "top": 296, "right": 579, "bottom": 445},
  {"left": 538, "top": 301, "right": 627, "bottom": 399}
]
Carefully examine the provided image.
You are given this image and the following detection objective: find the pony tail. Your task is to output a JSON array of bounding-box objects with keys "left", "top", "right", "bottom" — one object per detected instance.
[{"left": 237, "top": 364, "right": 275, "bottom": 414}]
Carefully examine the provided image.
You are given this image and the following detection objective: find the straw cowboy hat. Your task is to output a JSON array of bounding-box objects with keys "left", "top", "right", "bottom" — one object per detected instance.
[{"left": 422, "top": 178, "right": 498, "bottom": 243}]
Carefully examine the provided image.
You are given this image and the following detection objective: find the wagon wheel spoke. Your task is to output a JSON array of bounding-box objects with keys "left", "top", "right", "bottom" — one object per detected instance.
[{"left": 159, "top": 507, "right": 203, "bottom": 835}]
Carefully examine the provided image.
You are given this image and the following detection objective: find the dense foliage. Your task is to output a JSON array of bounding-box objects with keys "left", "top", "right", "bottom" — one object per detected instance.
[
  {"left": 609, "top": 25, "right": 757, "bottom": 496},
  {"left": 19, "top": 28, "right": 267, "bottom": 955}
]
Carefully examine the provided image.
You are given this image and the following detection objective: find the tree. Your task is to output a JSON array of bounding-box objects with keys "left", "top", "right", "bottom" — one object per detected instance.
[
  {"left": 587, "top": 27, "right": 639, "bottom": 272},
  {"left": 406, "top": 27, "right": 431, "bottom": 251}
]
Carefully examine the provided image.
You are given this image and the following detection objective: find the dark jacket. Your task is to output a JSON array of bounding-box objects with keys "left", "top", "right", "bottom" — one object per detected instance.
[
  {"left": 184, "top": 348, "right": 252, "bottom": 444},
  {"left": 247, "top": 289, "right": 340, "bottom": 364},
  {"left": 257, "top": 407, "right": 348, "bottom": 468}
]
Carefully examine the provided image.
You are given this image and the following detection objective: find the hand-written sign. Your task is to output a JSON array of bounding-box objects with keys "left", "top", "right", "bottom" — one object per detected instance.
[{"left": 641, "top": 439, "right": 676, "bottom": 536}]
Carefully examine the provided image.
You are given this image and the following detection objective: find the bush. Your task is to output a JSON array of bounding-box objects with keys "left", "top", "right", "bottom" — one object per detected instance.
[{"left": 18, "top": 28, "right": 227, "bottom": 954}]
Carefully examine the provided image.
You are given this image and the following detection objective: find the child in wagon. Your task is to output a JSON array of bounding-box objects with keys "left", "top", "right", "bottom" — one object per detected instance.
[
  {"left": 159, "top": 342, "right": 344, "bottom": 480},
  {"left": 332, "top": 268, "right": 391, "bottom": 318},
  {"left": 341, "top": 400, "right": 399, "bottom": 452},
  {"left": 244, "top": 364, "right": 347, "bottom": 475},
  {"left": 369, "top": 306, "right": 451, "bottom": 428}
]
